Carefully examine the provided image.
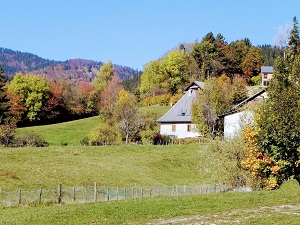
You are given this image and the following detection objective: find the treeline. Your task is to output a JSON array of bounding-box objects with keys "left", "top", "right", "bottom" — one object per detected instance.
[{"left": 121, "top": 35, "right": 284, "bottom": 100}]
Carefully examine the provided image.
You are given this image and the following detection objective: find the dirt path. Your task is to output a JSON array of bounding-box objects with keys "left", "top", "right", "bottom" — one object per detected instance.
[{"left": 147, "top": 205, "right": 300, "bottom": 224}]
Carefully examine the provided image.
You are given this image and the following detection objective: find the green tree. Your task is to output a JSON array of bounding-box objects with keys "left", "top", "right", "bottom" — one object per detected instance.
[
  {"left": 192, "top": 75, "right": 247, "bottom": 136},
  {"left": 93, "top": 60, "right": 114, "bottom": 92},
  {"left": 0, "top": 65, "right": 11, "bottom": 124},
  {"left": 114, "top": 89, "right": 143, "bottom": 144},
  {"left": 162, "top": 50, "right": 189, "bottom": 94},
  {"left": 246, "top": 17, "right": 300, "bottom": 188},
  {"left": 288, "top": 16, "right": 300, "bottom": 54},
  {"left": 140, "top": 60, "right": 165, "bottom": 96},
  {"left": 8, "top": 73, "right": 50, "bottom": 122}
]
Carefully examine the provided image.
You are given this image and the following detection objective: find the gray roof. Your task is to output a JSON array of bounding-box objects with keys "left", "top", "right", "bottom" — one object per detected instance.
[
  {"left": 261, "top": 66, "right": 273, "bottom": 73},
  {"left": 219, "top": 89, "right": 267, "bottom": 117},
  {"left": 157, "top": 81, "right": 204, "bottom": 123}
]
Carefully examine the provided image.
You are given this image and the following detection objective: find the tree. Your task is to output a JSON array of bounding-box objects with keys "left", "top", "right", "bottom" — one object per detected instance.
[
  {"left": 140, "top": 60, "right": 166, "bottom": 96},
  {"left": 0, "top": 64, "right": 11, "bottom": 124},
  {"left": 93, "top": 60, "right": 114, "bottom": 92},
  {"left": 7, "top": 73, "right": 51, "bottom": 122},
  {"left": 288, "top": 16, "right": 300, "bottom": 54},
  {"left": 192, "top": 75, "right": 247, "bottom": 136},
  {"left": 242, "top": 47, "right": 263, "bottom": 83},
  {"left": 98, "top": 75, "right": 122, "bottom": 120},
  {"left": 161, "top": 50, "right": 189, "bottom": 94},
  {"left": 243, "top": 17, "right": 300, "bottom": 189},
  {"left": 114, "top": 89, "right": 143, "bottom": 144}
]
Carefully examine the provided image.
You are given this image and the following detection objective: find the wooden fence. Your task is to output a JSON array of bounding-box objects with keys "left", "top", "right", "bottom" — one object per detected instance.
[{"left": 0, "top": 184, "right": 232, "bottom": 206}]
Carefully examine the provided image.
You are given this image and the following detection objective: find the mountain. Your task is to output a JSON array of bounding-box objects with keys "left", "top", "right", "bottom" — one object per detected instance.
[{"left": 0, "top": 47, "right": 140, "bottom": 82}]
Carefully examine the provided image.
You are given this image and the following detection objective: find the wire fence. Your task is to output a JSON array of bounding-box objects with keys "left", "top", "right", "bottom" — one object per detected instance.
[{"left": 0, "top": 184, "right": 234, "bottom": 207}]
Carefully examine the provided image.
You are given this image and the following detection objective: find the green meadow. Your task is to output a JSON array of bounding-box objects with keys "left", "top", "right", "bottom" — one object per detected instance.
[
  {"left": 1, "top": 105, "right": 299, "bottom": 224},
  {"left": 0, "top": 180, "right": 299, "bottom": 224}
]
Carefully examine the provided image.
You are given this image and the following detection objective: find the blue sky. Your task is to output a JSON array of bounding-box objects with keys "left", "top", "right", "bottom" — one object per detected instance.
[{"left": 1, "top": 0, "right": 299, "bottom": 70}]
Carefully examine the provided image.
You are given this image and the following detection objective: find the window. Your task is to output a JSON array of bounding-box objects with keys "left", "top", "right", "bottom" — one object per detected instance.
[
  {"left": 263, "top": 74, "right": 268, "bottom": 79},
  {"left": 172, "top": 125, "right": 176, "bottom": 132},
  {"left": 187, "top": 124, "right": 191, "bottom": 132},
  {"left": 263, "top": 81, "right": 269, "bottom": 86}
]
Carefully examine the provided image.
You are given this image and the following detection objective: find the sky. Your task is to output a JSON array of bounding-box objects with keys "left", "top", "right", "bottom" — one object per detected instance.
[{"left": 1, "top": 0, "right": 300, "bottom": 70}]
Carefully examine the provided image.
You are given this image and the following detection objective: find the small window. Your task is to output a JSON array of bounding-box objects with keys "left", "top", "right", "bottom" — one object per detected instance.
[
  {"left": 263, "top": 81, "right": 269, "bottom": 86},
  {"left": 263, "top": 74, "right": 268, "bottom": 79},
  {"left": 172, "top": 125, "right": 176, "bottom": 132},
  {"left": 187, "top": 124, "right": 191, "bottom": 132}
]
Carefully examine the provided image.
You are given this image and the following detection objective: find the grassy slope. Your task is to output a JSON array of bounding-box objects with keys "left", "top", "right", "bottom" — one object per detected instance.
[
  {"left": 0, "top": 144, "right": 203, "bottom": 191},
  {"left": 17, "top": 116, "right": 105, "bottom": 146},
  {"left": 0, "top": 181, "right": 299, "bottom": 224},
  {"left": 16, "top": 105, "right": 171, "bottom": 146}
]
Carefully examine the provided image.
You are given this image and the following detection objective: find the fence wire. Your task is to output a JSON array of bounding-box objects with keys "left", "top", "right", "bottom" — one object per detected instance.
[{"left": 0, "top": 185, "right": 232, "bottom": 206}]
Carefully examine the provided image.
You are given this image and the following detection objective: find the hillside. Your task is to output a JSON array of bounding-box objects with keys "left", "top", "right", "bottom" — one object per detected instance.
[{"left": 0, "top": 47, "right": 139, "bottom": 81}]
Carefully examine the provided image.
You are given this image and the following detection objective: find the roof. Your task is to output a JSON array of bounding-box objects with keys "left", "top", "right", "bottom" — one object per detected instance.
[
  {"left": 157, "top": 81, "right": 203, "bottom": 123},
  {"left": 184, "top": 81, "right": 205, "bottom": 91},
  {"left": 261, "top": 66, "right": 273, "bottom": 73},
  {"left": 219, "top": 89, "right": 267, "bottom": 118}
]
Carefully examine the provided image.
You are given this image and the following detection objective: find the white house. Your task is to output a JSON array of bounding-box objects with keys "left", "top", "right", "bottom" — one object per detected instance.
[
  {"left": 157, "top": 81, "right": 204, "bottom": 139},
  {"left": 220, "top": 89, "right": 267, "bottom": 139}
]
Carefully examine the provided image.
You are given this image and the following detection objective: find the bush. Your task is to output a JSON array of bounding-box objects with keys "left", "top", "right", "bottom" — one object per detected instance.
[
  {"left": 80, "top": 136, "right": 90, "bottom": 146},
  {"left": 0, "top": 122, "right": 16, "bottom": 146},
  {"left": 13, "top": 132, "right": 48, "bottom": 147},
  {"left": 153, "top": 133, "right": 172, "bottom": 145}
]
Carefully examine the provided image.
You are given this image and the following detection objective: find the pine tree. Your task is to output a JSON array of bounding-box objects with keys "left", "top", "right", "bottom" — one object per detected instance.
[{"left": 248, "top": 16, "right": 300, "bottom": 188}]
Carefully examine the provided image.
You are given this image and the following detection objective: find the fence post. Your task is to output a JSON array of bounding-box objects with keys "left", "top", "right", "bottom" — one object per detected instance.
[
  {"left": 39, "top": 187, "right": 42, "bottom": 204},
  {"left": 124, "top": 187, "right": 126, "bottom": 199},
  {"left": 18, "top": 189, "right": 22, "bottom": 204},
  {"left": 116, "top": 187, "right": 119, "bottom": 200},
  {"left": 106, "top": 188, "right": 110, "bottom": 201},
  {"left": 141, "top": 187, "right": 144, "bottom": 198},
  {"left": 94, "top": 182, "right": 97, "bottom": 202},
  {"left": 57, "top": 184, "right": 62, "bottom": 203},
  {"left": 84, "top": 186, "right": 87, "bottom": 202},
  {"left": 150, "top": 187, "right": 152, "bottom": 197},
  {"left": 73, "top": 187, "right": 76, "bottom": 202}
]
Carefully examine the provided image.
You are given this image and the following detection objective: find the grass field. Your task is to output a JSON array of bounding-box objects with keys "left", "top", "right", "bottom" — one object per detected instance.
[
  {"left": 17, "top": 116, "right": 105, "bottom": 146},
  {"left": 16, "top": 105, "right": 170, "bottom": 146},
  {"left": 0, "top": 144, "right": 203, "bottom": 191},
  {"left": 0, "top": 180, "right": 299, "bottom": 224}
]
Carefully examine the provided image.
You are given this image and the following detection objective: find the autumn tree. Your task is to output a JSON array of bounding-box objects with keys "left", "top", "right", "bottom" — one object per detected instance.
[
  {"left": 114, "top": 89, "right": 143, "bottom": 144},
  {"left": 93, "top": 60, "right": 114, "bottom": 92},
  {"left": 0, "top": 64, "right": 11, "bottom": 124},
  {"left": 98, "top": 74, "right": 122, "bottom": 120},
  {"left": 192, "top": 75, "right": 247, "bottom": 136},
  {"left": 242, "top": 47, "right": 263, "bottom": 82},
  {"left": 7, "top": 73, "right": 51, "bottom": 122}
]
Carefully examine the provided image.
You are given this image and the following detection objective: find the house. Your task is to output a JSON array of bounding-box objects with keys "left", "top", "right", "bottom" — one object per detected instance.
[
  {"left": 220, "top": 89, "right": 267, "bottom": 139},
  {"left": 261, "top": 66, "right": 273, "bottom": 87},
  {"left": 157, "top": 81, "right": 204, "bottom": 139}
]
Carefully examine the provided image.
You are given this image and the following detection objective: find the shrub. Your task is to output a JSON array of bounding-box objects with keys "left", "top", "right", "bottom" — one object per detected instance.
[
  {"left": 0, "top": 121, "right": 16, "bottom": 146},
  {"left": 153, "top": 133, "right": 171, "bottom": 145},
  {"left": 80, "top": 136, "right": 90, "bottom": 146},
  {"left": 13, "top": 132, "right": 48, "bottom": 147}
]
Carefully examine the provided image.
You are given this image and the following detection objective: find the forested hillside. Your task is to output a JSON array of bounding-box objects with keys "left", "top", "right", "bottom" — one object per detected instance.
[{"left": 0, "top": 47, "right": 139, "bottom": 81}]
